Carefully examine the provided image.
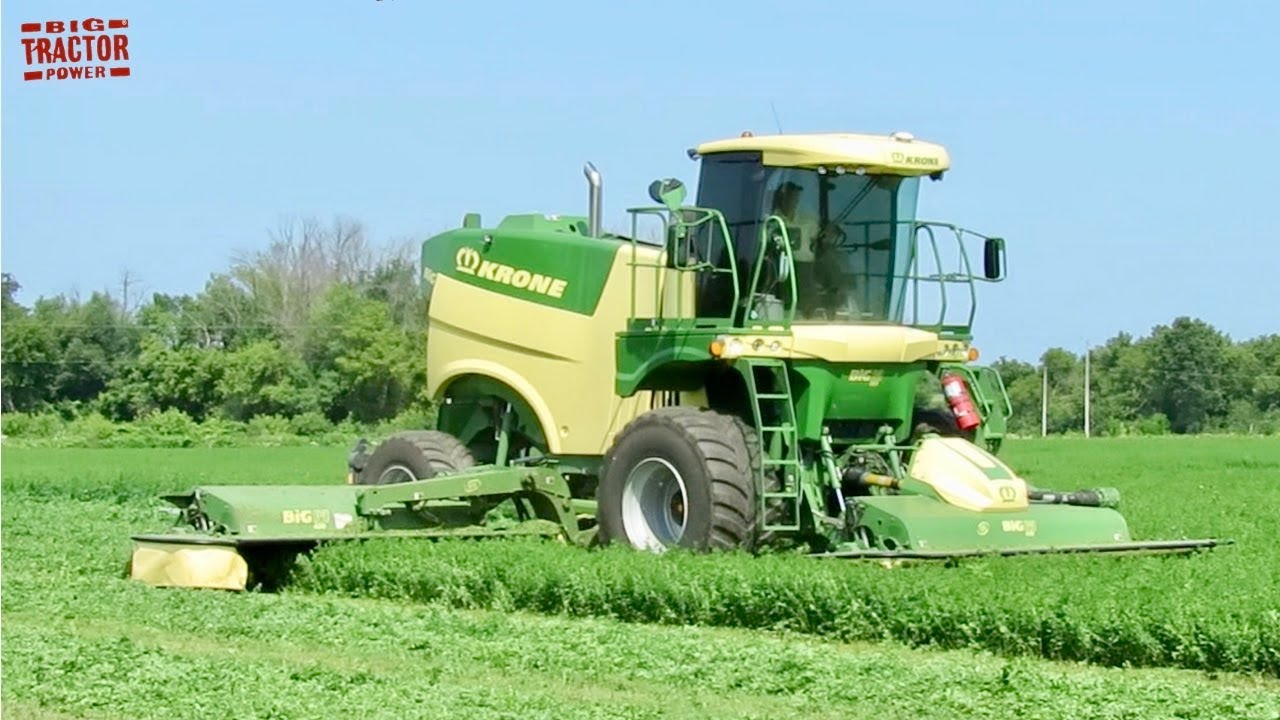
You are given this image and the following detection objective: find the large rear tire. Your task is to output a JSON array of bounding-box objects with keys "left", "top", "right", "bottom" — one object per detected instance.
[
  {"left": 597, "top": 407, "right": 756, "bottom": 553},
  {"left": 355, "top": 430, "right": 476, "bottom": 485}
]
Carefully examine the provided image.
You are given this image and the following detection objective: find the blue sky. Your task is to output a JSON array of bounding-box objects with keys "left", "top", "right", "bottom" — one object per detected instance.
[{"left": 3, "top": 0, "right": 1277, "bottom": 362}]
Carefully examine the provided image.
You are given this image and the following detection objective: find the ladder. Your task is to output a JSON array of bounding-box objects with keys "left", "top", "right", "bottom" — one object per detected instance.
[{"left": 741, "top": 358, "right": 802, "bottom": 531}]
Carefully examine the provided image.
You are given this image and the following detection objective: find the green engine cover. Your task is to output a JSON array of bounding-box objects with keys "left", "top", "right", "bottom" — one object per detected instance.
[{"left": 421, "top": 215, "right": 624, "bottom": 316}]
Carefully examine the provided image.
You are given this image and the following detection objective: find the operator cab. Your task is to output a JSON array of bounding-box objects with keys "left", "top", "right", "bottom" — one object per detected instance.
[{"left": 649, "top": 131, "right": 1003, "bottom": 332}]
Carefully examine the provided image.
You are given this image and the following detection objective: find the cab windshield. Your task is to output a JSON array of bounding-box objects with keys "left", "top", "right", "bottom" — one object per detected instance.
[{"left": 764, "top": 169, "right": 920, "bottom": 323}]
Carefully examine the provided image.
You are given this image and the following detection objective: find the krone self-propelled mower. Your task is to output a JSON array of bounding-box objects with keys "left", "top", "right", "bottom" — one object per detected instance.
[{"left": 129, "top": 130, "right": 1225, "bottom": 591}]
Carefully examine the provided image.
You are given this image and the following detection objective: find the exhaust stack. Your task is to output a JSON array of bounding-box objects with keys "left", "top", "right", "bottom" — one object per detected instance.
[{"left": 583, "top": 162, "right": 602, "bottom": 237}]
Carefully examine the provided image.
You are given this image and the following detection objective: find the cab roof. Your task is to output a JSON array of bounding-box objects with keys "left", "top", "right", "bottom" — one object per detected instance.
[{"left": 692, "top": 131, "right": 950, "bottom": 176}]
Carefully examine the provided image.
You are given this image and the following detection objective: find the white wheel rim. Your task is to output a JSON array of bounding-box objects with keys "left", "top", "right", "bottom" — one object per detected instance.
[
  {"left": 620, "top": 457, "right": 688, "bottom": 551},
  {"left": 378, "top": 463, "right": 417, "bottom": 484}
]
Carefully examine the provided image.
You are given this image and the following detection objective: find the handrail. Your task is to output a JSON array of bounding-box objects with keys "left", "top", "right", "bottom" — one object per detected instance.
[
  {"left": 621, "top": 208, "right": 997, "bottom": 335},
  {"left": 624, "top": 204, "right": 739, "bottom": 326},
  {"left": 795, "top": 219, "right": 997, "bottom": 331},
  {"left": 745, "top": 215, "right": 799, "bottom": 325}
]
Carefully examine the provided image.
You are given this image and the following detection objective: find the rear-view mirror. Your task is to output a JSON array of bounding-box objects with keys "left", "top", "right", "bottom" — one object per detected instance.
[
  {"left": 983, "top": 237, "right": 1005, "bottom": 280},
  {"left": 648, "top": 178, "right": 687, "bottom": 212}
]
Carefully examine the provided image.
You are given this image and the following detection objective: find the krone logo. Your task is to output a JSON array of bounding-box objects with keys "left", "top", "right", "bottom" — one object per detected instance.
[
  {"left": 998, "top": 485, "right": 1017, "bottom": 503},
  {"left": 456, "top": 247, "right": 481, "bottom": 275},
  {"left": 453, "top": 245, "right": 569, "bottom": 299},
  {"left": 890, "top": 151, "right": 939, "bottom": 167}
]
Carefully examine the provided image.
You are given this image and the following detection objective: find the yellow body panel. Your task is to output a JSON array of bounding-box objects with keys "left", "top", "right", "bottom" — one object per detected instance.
[
  {"left": 426, "top": 243, "right": 694, "bottom": 456},
  {"left": 129, "top": 541, "right": 248, "bottom": 590},
  {"left": 695, "top": 132, "right": 950, "bottom": 175},
  {"left": 907, "top": 437, "right": 1028, "bottom": 512},
  {"left": 713, "top": 325, "right": 964, "bottom": 364},
  {"left": 427, "top": 233, "right": 973, "bottom": 452}
]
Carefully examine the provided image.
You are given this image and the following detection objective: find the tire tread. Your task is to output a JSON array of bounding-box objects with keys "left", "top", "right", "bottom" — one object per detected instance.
[{"left": 601, "top": 405, "right": 758, "bottom": 551}]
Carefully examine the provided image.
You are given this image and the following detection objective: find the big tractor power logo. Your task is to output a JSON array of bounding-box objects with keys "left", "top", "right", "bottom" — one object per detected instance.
[{"left": 20, "top": 17, "right": 130, "bottom": 82}]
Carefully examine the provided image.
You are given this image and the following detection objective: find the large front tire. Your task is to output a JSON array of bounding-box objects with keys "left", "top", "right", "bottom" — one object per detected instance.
[{"left": 597, "top": 407, "right": 755, "bottom": 553}]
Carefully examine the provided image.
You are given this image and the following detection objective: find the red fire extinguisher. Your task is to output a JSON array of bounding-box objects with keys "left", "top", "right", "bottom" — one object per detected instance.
[{"left": 941, "top": 372, "right": 982, "bottom": 431}]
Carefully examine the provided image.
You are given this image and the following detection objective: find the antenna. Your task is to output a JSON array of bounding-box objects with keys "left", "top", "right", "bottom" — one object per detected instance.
[{"left": 770, "top": 101, "right": 784, "bottom": 133}]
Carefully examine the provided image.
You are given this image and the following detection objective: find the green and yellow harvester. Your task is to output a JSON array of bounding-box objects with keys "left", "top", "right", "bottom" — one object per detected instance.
[{"left": 130, "top": 130, "right": 1223, "bottom": 590}]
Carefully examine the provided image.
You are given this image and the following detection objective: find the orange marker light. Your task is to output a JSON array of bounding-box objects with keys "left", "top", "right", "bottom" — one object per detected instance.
[
  {"left": 968, "top": 347, "right": 980, "bottom": 362},
  {"left": 709, "top": 339, "right": 725, "bottom": 357}
]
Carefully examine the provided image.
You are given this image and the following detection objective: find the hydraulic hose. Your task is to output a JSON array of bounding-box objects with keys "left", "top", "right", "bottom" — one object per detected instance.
[
  {"left": 1028, "top": 487, "right": 1121, "bottom": 509},
  {"left": 843, "top": 468, "right": 901, "bottom": 491}
]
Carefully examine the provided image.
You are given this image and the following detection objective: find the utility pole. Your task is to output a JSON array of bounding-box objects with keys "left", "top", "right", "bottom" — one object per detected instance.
[
  {"left": 118, "top": 268, "right": 142, "bottom": 323},
  {"left": 1084, "top": 341, "right": 1091, "bottom": 438},
  {"left": 1041, "top": 364, "right": 1048, "bottom": 437},
  {"left": 120, "top": 270, "right": 132, "bottom": 322}
]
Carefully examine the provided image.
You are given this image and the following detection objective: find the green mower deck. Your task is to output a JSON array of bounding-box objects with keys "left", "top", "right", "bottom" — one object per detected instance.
[{"left": 129, "top": 455, "right": 1227, "bottom": 592}]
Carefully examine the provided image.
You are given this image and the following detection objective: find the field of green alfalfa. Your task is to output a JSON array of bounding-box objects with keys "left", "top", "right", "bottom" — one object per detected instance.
[
  {"left": 289, "top": 437, "right": 1280, "bottom": 677},
  {"left": 2, "top": 437, "right": 1279, "bottom": 719}
]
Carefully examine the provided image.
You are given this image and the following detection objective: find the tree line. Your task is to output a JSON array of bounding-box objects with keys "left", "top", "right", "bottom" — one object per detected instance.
[
  {"left": 2, "top": 215, "right": 1277, "bottom": 437},
  {"left": 2, "top": 216, "right": 430, "bottom": 431},
  {"left": 990, "top": 319, "right": 1280, "bottom": 436}
]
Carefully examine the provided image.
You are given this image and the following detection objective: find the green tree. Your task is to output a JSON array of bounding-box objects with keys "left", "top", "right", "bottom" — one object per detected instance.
[
  {"left": 1240, "top": 334, "right": 1280, "bottom": 412},
  {"left": 990, "top": 357, "right": 1036, "bottom": 388},
  {"left": 18, "top": 291, "right": 140, "bottom": 412},
  {"left": 1146, "top": 317, "right": 1233, "bottom": 433},
  {"left": 217, "top": 339, "right": 320, "bottom": 421},
  {"left": 304, "top": 284, "right": 423, "bottom": 423},
  {"left": 1041, "top": 347, "right": 1083, "bottom": 433},
  {"left": 1, "top": 275, "right": 59, "bottom": 412},
  {"left": 1088, "top": 332, "right": 1154, "bottom": 434},
  {"left": 101, "top": 336, "right": 225, "bottom": 421}
]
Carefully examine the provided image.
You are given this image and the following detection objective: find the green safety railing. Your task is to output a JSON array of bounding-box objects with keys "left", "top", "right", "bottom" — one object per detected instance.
[
  {"left": 625, "top": 205, "right": 740, "bottom": 327},
  {"left": 783, "top": 219, "right": 1002, "bottom": 335},
  {"left": 743, "top": 214, "right": 800, "bottom": 326},
  {"left": 622, "top": 208, "right": 1001, "bottom": 336}
]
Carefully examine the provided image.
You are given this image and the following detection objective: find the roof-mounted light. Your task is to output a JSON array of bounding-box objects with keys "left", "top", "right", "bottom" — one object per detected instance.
[{"left": 891, "top": 131, "right": 915, "bottom": 142}]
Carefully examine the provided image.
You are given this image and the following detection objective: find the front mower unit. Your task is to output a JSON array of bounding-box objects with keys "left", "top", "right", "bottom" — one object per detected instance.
[{"left": 815, "top": 435, "right": 1225, "bottom": 559}]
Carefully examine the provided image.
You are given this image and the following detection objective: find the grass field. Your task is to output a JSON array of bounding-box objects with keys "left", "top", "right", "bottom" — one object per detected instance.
[{"left": 3, "top": 438, "right": 1279, "bottom": 719}]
